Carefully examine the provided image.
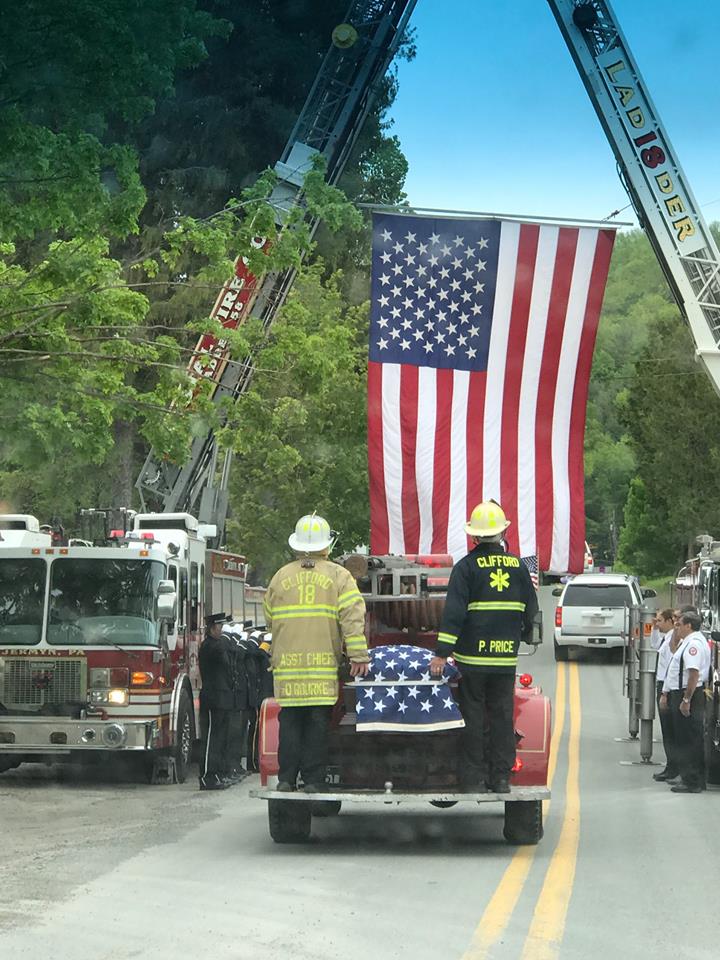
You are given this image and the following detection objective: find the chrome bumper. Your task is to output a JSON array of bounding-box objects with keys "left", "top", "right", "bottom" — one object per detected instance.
[{"left": 0, "top": 717, "right": 160, "bottom": 753}]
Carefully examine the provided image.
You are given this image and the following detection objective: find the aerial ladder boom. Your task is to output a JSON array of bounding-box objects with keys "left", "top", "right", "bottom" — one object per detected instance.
[
  {"left": 547, "top": 0, "right": 720, "bottom": 392},
  {"left": 135, "top": 0, "right": 416, "bottom": 539}
]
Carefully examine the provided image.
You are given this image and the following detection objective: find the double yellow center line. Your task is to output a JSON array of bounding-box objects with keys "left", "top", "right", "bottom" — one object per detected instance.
[{"left": 461, "top": 661, "right": 582, "bottom": 960}]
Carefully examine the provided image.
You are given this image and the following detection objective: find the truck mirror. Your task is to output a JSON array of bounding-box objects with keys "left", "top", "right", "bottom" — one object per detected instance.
[
  {"left": 641, "top": 588, "right": 657, "bottom": 599},
  {"left": 531, "top": 609, "right": 543, "bottom": 645},
  {"left": 156, "top": 580, "right": 177, "bottom": 621},
  {"left": 711, "top": 631, "right": 720, "bottom": 644}
]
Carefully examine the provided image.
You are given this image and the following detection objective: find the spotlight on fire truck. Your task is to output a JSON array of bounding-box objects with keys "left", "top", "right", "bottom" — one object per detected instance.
[{"left": 519, "top": 674, "right": 533, "bottom": 688}]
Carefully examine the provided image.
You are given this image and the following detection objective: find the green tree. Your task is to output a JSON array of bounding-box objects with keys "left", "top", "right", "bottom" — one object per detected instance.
[{"left": 583, "top": 229, "right": 675, "bottom": 564}]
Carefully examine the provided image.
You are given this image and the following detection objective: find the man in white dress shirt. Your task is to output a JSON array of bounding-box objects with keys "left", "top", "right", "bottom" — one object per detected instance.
[
  {"left": 660, "top": 611, "right": 711, "bottom": 793},
  {"left": 651, "top": 609, "right": 679, "bottom": 783}
]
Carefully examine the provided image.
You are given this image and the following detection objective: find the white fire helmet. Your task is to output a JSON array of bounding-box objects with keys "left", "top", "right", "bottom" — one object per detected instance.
[{"left": 288, "top": 513, "right": 334, "bottom": 553}]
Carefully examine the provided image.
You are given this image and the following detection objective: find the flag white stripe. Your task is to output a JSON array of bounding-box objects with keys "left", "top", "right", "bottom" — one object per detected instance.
[
  {"left": 482, "top": 221, "right": 520, "bottom": 503},
  {"left": 549, "top": 229, "right": 599, "bottom": 572},
  {"left": 416, "top": 366, "right": 437, "bottom": 554},
  {"left": 517, "top": 227, "right": 558, "bottom": 558},
  {"left": 448, "top": 370, "right": 470, "bottom": 560},
  {"left": 381, "top": 363, "right": 404, "bottom": 554}
]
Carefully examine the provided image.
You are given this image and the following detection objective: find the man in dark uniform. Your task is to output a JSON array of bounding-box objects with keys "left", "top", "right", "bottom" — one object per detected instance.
[
  {"left": 222, "top": 623, "right": 271, "bottom": 780},
  {"left": 198, "top": 612, "right": 234, "bottom": 791},
  {"left": 430, "top": 501, "right": 538, "bottom": 793}
]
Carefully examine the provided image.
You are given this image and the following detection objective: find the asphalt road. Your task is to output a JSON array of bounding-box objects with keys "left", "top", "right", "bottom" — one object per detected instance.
[{"left": 1, "top": 590, "right": 718, "bottom": 960}]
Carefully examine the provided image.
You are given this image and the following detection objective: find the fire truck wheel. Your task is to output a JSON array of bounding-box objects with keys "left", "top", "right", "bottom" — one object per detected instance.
[
  {"left": 173, "top": 690, "right": 195, "bottom": 784},
  {"left": 268, "top": 799, "right": 312, "bottom": 843},
  {"left": 0, "top": 758, "right": 21, "bottom": 774},
  {"left": 429, "top": 800, "right": 458, "bottom": 809},
  {"left": 553, "top": 640, "right": 569, "bottom": 662},
  {"left": 310, "top": 800, "right": 342, "bottom": 817},
  {"left": 503, "top": 800, "right": 543, "bottom": 845}
]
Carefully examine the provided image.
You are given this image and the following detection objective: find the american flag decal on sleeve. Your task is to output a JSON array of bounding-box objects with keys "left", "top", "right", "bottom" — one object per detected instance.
[{"left": 367, "top": 213, "right": 616, "bottom": 574}]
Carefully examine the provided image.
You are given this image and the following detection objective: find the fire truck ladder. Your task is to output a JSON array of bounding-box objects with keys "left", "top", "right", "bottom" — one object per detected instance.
[
  {"left": 135, "top": 0, "right": 417, "bottom": 537},
  {"left": 547, "top": 0, "right": 720, "bottom": 391}
]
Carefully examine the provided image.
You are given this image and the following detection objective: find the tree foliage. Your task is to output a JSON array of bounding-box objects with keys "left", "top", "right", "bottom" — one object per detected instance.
[{"left": 0, "top": 0, "right": 409, "bottom": 525}]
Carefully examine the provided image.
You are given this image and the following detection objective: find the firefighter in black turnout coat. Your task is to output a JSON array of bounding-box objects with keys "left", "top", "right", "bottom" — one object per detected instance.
[
  {"left": 430, "top": 502, "right": 538, "bottom": 793},
  {"left": 198, "top": 612, "right": 235, "bottom": 791}
]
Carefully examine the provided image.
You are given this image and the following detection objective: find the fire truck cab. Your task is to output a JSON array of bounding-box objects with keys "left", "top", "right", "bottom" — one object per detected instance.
[{"left": 0, "top": 511, "right": 250, "bottom": 783}]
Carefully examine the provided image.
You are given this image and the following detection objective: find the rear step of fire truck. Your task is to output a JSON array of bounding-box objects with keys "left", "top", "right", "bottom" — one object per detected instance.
[{"left": 250, "top": 785, "right": 549, "bottom": 846}]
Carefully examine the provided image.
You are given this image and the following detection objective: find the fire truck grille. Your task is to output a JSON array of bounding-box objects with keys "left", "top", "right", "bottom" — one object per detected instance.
[{"left": 0, "top": 658, "right": 87, "bottom": 711}]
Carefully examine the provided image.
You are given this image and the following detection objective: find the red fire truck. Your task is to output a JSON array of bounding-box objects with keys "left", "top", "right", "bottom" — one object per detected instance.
[
  {"left": 0, "top": 511, "right": 251, "bottom": 783},
  {"left": 253, "top": 554, "right": 550, "bottom": 846}
]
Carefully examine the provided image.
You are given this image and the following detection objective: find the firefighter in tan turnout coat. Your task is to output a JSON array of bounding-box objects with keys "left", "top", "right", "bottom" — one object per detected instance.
[{"left": 264, "top": 513, "right": 370, "bottom": 792}]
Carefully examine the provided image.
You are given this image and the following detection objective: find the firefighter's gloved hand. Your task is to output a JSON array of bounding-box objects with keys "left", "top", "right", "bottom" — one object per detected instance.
[
  {"left": 349, "top": 660, "right": 370, "bottom": 678},
  {"left": 429, "top": 656, "right": 447, "bottom": 678}
]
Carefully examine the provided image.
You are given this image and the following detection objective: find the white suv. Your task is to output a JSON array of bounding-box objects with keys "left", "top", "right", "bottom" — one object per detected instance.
[{"left": 553, "top": 573, "right": 656, "bottom": 661}]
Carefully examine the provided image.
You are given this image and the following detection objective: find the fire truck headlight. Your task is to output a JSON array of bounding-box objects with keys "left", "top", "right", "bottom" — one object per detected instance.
[
  {"left": 89, "top": 688, "right": 129, "bottom": 706},
  {"left": 103, "top": 724, "right": 127, "bottom": 747}
]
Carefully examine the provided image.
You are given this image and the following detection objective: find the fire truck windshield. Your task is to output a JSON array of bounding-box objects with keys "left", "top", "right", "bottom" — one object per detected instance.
[
  {"left": 47, "top": 558, "right": 165, "bottom": 646},
  {"left": 0, "top": 558, "right": 46, "bottom": 645}
]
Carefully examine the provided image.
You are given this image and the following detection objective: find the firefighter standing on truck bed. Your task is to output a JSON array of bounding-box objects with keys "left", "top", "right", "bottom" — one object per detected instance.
[
  {"left": 264, "top": 513, "right": 370, "bottom": 793},
  {"left": 430, "top": 501, "right": 538, "bottom": 793}
]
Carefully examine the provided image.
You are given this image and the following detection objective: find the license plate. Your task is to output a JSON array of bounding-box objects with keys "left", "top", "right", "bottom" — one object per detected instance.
[{"left": 588, "top": 637, "right": 607, "bottom": 644}]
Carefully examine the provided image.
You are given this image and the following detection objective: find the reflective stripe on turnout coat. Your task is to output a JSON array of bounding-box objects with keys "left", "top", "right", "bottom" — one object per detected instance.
[{"left": 264, "top": 558, "right": 369, "bottom": 706}]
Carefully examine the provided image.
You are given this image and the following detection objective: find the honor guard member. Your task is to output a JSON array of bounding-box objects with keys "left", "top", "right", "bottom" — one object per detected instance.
[
  {"left": 660, "top": 610, "right": 711, "bottom": 793},
  {"left": 430, "top": 501, "right": 538, "bottom": 793},
  {"left": 264, "top": 513, "right": 370, "bottom": 792},
  {"left": 198, "top": 612, "right": 234, "bottom": 791}
]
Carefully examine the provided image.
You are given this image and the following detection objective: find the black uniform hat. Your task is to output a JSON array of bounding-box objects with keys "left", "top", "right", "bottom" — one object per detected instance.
[{"left": 204, "top": 611, "right": 229, "bottom": 627}]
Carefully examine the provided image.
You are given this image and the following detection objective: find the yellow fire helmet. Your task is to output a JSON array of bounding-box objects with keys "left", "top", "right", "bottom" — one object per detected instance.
[
  {"left": 288, "top": 513, "right": 334, "bottom": 553},
  {"left": 464, "top": 501, "right": 511, "bottom": 538}
]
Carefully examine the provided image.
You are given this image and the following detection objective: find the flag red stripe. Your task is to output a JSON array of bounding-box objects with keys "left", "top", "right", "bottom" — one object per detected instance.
[
  {"left": 567, "top": 230, "right": 616, "bottom": 572},
  {"left": 368, "top": 361, "right": 389, "bottom": 554},
  {"left": 431, "top": 369, "right": 454, "bottom": 553},
  {"left": 501, "top": 224, "right": 540, "bottom": 556},
  {"left": 534, "top": 228, "right": 579, "bottom": 570},
  {"left": 400, "top": 365, "right": 421, "bottom": 552},
  {"left": 466, "top": 371, "right": 487, "bottom": 553}
]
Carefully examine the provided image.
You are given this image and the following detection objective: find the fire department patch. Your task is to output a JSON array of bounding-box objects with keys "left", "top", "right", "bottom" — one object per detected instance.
[{"left": 689, "top": 646, "right": 698, "bottom": 656}]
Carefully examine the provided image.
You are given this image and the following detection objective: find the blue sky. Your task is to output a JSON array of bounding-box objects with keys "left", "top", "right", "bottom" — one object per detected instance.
[{"left": 389, "top": 0, "right": 720, "bottom": 230}]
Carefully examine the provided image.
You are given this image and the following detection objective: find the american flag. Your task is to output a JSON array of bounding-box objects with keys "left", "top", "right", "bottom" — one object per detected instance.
[
  {"left": 367, "top": 213, "right": 615, "bottom": 574},
  {"left": 522, "top": 555, "right": 540, "bottom": 589},
  {"left": 353, "top": 645, "right": 464, "bottom": 733}
]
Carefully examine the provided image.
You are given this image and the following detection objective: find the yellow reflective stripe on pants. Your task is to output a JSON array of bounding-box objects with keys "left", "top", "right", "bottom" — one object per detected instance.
[
  {"left": 467, "top": 601, "right": 526, "bottom": 611},
  {"left": 454, "top": 653, "right": 518, "bottom": 667}
]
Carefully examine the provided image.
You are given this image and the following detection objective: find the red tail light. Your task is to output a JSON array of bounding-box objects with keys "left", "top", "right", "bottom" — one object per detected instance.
[
  {"left": 519, "top": 673, "right": 533, "bottom": 687},
  {"left": 555, "top": 606, "right": 562, "bottom": 627}
]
